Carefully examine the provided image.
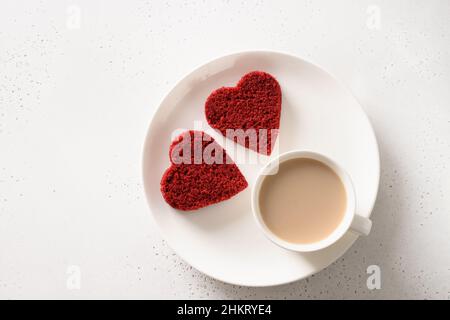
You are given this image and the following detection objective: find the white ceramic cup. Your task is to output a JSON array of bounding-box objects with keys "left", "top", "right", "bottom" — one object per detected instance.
[{"left": 251, "top": 150, "right": 372, "bottom": 252}]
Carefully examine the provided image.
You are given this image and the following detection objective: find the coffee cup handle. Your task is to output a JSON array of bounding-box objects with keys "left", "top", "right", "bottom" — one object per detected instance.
[{"left": 349, "top": 214, "right": 372, "bottom": 236}]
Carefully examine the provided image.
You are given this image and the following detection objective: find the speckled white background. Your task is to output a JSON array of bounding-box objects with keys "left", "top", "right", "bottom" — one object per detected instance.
[{"left": 0, "top": 0, "right": 449, "bottom": 299}]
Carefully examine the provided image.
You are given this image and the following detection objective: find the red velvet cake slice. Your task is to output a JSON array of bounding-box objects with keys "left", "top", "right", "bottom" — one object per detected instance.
[
  {"left": 160, "top": 130, "right": 248, "bottom": 211},
  {"left": 205, "top": 71, "right": 282, "bottom": 155}
]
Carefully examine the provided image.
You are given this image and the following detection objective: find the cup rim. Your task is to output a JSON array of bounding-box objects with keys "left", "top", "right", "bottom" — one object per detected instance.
[{"left": 251, "top": 150, "right": 356, "bottom": 252}]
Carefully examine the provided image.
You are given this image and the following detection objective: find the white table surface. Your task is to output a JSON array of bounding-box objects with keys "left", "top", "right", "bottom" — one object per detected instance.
[{"left": 1, "top": 0, "right": 449, "bottom": 299}]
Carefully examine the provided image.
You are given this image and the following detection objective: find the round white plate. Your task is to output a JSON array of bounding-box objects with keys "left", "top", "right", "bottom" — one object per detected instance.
[{"left": 143, "top": 51, "right": 380, "bottom": 287}]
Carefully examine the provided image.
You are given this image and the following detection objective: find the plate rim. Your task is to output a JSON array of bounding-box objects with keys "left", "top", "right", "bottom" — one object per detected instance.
[{"left": 142, "top": 50, "right": 381, "bottom": 287}]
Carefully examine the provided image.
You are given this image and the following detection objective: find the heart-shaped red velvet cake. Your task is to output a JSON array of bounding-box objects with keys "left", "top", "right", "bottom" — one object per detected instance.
[
  {"left": 160, "top": 130, "right": 248, "bottom": 211},
  {"left": 205, "top": 71, "right": 282, "bottom": 155}
]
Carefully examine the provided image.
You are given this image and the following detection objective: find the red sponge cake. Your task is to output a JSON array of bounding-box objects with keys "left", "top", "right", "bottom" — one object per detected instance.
[
  {"left": 160, "top": 131, "right": 248, "bottom": 211},
  {"left": 205, "top": 71, "right": 282, "bottom": 155}
]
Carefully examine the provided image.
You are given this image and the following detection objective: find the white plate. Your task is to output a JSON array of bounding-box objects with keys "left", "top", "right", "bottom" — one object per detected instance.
[{"left": 143, "top": 51, "right": 380, "bottom": 287}]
